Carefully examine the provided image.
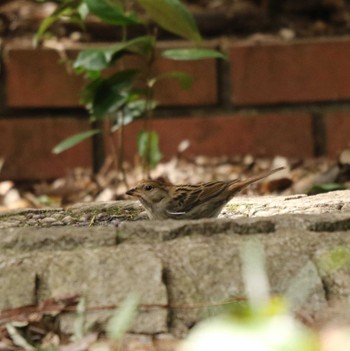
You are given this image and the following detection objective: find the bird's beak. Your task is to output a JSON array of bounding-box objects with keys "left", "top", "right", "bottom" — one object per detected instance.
[{"left": 126, "top": 187, "right": 139, "bottom": 197}]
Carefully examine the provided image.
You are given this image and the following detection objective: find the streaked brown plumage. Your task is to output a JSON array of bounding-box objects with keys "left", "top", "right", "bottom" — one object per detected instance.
[{"left": 126, "top": 167, "right": 284, "bottom": 220}]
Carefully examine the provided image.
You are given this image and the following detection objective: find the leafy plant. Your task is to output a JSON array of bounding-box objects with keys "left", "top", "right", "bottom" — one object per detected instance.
[{"left": 36, "top": 0, "right": 226, "bottom": 179}]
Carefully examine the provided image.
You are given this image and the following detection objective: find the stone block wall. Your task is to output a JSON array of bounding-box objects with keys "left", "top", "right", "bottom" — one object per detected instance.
[
  {"left": 0, "top": 191, "right": 350, "bottom": 337},
  {"left": 1, "top": 38, "right": 350, "bottom": 180}
]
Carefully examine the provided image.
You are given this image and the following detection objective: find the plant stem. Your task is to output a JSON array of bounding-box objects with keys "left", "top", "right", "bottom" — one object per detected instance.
[
  {"left": 117, "top": 113, "right": 129, "bottom": 188},
  {"left": 112, "top": 12, "right": 128, "bottom": 187},
  {"left": 142, "top": 27, "right": 157, "bottom": 177},
  {"left": 107, "top": 116, "right": 129, "bottom": 188}
]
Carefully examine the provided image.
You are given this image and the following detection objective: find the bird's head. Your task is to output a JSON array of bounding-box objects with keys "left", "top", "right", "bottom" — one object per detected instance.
[{"left": 126, "top": 177, "right": 172, "bottom": 208}]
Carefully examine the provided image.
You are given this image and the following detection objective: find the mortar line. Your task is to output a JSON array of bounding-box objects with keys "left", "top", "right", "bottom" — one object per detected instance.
[{"left": 311, "top": 112, "right": 327, "bottom": 157}]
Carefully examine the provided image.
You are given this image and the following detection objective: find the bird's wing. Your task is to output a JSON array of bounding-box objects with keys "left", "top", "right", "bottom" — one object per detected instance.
[{"left": 165, "top": 181, "right": 234, "bottom": 215}]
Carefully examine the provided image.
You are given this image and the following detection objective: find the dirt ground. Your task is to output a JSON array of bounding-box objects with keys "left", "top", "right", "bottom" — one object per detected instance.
[
  {"left": 2, "top": 0, "right": 350, "bottom": 39},
  {"left": 185, "top": 0, "right": 350, "bottom": 37}
]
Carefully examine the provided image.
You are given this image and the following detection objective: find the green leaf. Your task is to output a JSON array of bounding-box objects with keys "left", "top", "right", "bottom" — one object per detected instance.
[
  {"left": 84, "top": 0, "right": 139, "bottom": 25},
  {"left": 34, "top": 1, "right": 85, "bottom": 45},
  {"left": 52, "top": 130, "right": 100, "bottom": 154},
  {"left": 34, "top": 4, "right": 72, "bottom": 45},
  {"left": 78, "top": 2, "right": 89, "bottom": 19},
  {"left": 110, "top": 35, "right": 155, "bottom": 59},
  {"left": 136, "top": 0, "right": 201, "bottom": 42},
  {"left": 106, "top": 293, "right": 139, "bottom": 341},
  {"left": 162, "top": 48, "right": 227, "bottom": 61},
  {"left": 138, "top": 130, "right": 163, "bottom": 168},
  {"left": 74, "top": 36, "right": 155, "bottom": 72},
  {"left": 91, "top": 69, "right": 139, "bottom": 118},
  {"left": 106, "top": 36, "right": 155, "bottom": 63},
  {"left": 308, "top": 182, "right": 346, "bottom": 195},
  {"left": 80, "top": 77, "right": 104, "bottom": 109},
  {"left": 74, "top": 49, "right": 110, "bottom": 71},
  {"left": 34, "top": 15, "right": 58, "bottom": 45},
  {"left": 152, "top": 71, "right": 193, "bottom": 89},
  {"left": 93, "top": 89, "right": 128, "bottom": 118},
  {"left": 110, "top": 99, "right": 157, "bottom": 132},
  {"left": 111, "top": 100, "right": 145, "bottom": 131}
]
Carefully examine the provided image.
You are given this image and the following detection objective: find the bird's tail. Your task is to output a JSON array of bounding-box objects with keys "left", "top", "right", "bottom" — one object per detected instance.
[{"left": 228, "top": 167, "right": 285, "bottom": 193}]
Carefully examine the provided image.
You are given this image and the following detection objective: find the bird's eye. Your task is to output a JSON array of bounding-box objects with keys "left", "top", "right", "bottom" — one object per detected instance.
[{"left": 145, "top": 185, "right": 153, "bottom": 191}]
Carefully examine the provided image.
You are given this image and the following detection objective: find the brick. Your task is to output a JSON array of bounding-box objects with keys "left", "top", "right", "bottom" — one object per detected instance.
[
  {"left": 324, "top": 113, "right": 350, "bottom": 157},
  {"left": 230, "top": 39, "right": 350, "bottom": 105},
  {"left": 4, "top": 44, "right": 218, "bottom": 108},
  {"left": 153, "top": 53, "right": 217, "bottom": 106},
  {"left": 110, "top": 113, "right": 313, "bottom": 161},
  {"left": 5, "top": 48, "right": 84, "bottom": 108},
  {"left": 0, "top": 117, "right": 92, "bottom": 180}
]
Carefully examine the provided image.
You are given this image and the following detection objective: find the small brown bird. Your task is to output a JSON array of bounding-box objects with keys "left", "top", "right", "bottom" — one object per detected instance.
[{"left": 126, "top": 167, "right": 284, "bottom": 220}]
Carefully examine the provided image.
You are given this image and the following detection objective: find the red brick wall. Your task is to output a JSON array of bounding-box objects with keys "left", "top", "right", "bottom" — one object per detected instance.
[{"left": 1, "top": 38, "right": 350, "bottom": 180}]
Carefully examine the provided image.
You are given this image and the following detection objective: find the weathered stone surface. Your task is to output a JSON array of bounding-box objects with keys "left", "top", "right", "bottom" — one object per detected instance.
[
  {"left": 223, "top": 190, "right": 350, "bottom": 218},
  {"left": 0, "top": 190, "right": 349, "bottom": 336},
  {"left": 282, "top": 260, "right": 326, "bottom": 315},
  {"left": 117, "top": 218, "right": 275, "bottom": 243},
  {"left": 39, "top": 246, "right": 168, "bottom": 334},
  {"left": 67, "top": 200, "right": 144, "bottom": 222},
  {"left": 155, "top": 235, "right": 243, "bottom": 335},
  {"left": 0, "top": 207, "right": 63, "bottom": 220},
  {"left": 154, "top": 230, "right": 334, "bottom": 336},
  {"left": 308, "top": 217, "right": 350, "bottom": 232},
  {"left": 0, "top": 191, "right": 348, "bottom": 229},
  {"left": 0, "top": 254, "right": 37, "bottom": 310},
  {"left": 0, "top": 201, "right": 143, "bottom": 228},
  {"left": 0, "top": 244, "right": 168, "bottom": 334},
  {"left": 117, "top": 213, "right": 350, "bottom": 244},
  {"left": 313, "top": 246, "right": 350, "bottom": 302},
  {"left": 0, "top": 226, "right": 116, "bottom": 251}
]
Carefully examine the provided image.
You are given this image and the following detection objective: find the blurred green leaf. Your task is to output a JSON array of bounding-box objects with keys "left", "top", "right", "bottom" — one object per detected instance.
[
  {"left": 240, "top": 241, "right": 269, "bottom": 311},
  {"left": 106, "top": 293, "right": 139, "bottom": 341},
  {"left": 113, "top": 35, "right": 155, "bottom": 59},
  {"left": 162, "top": 48, "right": 227, "bottom": 60},
  {"left": 35, "top": 16, "right": 58, "bottom": 45},
  {"left": 74, "top": 36, "right": 155, "bottom": 72},
  {"left": 84, "top": 0, "right": 139, "bottom": 25},
  {"left": 106, "top": 35, "right": 155, "bottom": 63},
  {"left": 110, "top": 99, "right": 155, "bottom": 132},
  {"left": 308, "top": 182, "right": 346, "bottom": 195},
  {"left": 52, "top": 129, "right": 100, "bottom": 154},
  {"left": 138, "top": 130, "right": 163, "bottom": 168},
  {"left": 151, "top": 71, "right": 193, "bottom": 89},
  {"left": 73, "top": 297, "right": 86, "bottom": 341},
  {"left": 35, "top": 5, "right": 72, "bottom": 44},
  {"left": 78, "top": 2, "right": 89, "bottom": 19},
  {"left": 136, "top": 0, "right": 201, "bottom": 42},
  {"left": 74, "top": 49, "right": 110, "bottom": 71},
  {"left": 91, "top": 69, "right": 139, "bottom": 118},
  {"left": 80, "top": 77, "right": 104, "bottom": 110},
  {"left": 34, "top": 0, "right": 85, "bottom": 45}
]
